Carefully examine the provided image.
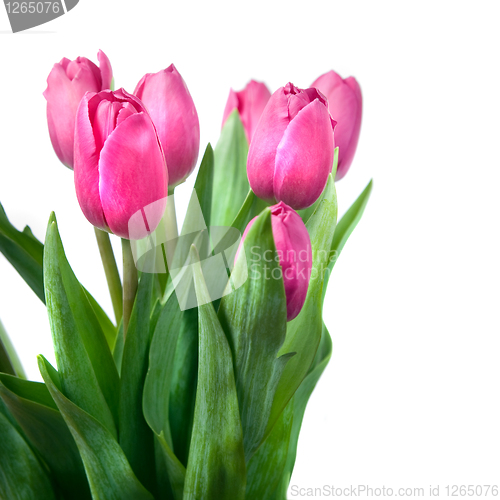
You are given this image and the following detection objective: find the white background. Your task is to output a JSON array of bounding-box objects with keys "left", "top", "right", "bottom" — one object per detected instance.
[{"left": 1, "top": 1, "right": 499, "bottom": 497}]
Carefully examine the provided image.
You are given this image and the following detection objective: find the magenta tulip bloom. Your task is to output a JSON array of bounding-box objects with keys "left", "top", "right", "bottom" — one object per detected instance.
[
  {"left": 241, "top": 202, "right": 312, "bottom": 321},
  {"left": 44, "top": 50, "right": 112, "bottom": 169},
  {"left": 134, "top": 65, "right": 200, "bottom": 188},
  {"left": 74, "top": 89, "right": 168, "bottom": 240},
  {"left": 311, "top": 70, "right": 362, "bottom": 180},
  {"left": 247, "top": 82, "right": 336, "bottom": 210},
  {"left": 222, "top": 80, "right": 271, "bottom": 142}
]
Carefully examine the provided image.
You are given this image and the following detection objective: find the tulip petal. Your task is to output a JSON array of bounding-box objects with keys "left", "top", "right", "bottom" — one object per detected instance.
[
  {"left": 335, "top": 76, "right": 362, "bottom": 180},
  {"left": 98, "top": 50, "right": 113, "bottom": 90},
  {"left": 247, "top": 86, "right": 290, "bottom": 202},
  {"left": 134, "top": 66, "right": 200, "bottom": 187},
  {"left": 44, "top": 64, "right": 80, "bottom": 168},
  {"left": 274, "top": 99, "right": 334, "bottom": 210},
  {"left": 271, "top": 204, "right": 311, "bottom": 321},
  {"left": 98, "top": 113, "right": 168, "bottom": 239},
  {"left": 222, "top": 89, "right": 239, "bottom": 130},
  {"left": 74, "top": 93, "right": 107, "bottom": 231},
  {"left": 70, "top": 59, "right": 102, "bottom": 98}
]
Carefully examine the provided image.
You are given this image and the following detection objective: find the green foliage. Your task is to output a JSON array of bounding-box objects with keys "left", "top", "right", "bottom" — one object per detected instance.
[{"left": 0, "top": 127, "right": 371, "bottom": 498}]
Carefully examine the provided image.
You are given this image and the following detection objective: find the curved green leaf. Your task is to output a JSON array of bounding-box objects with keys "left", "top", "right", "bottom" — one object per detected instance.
[
  {"left": 119, "top": 272, "right": 156, "bottom": 493},
  {"left": 218, "top": 208, "right": 292, "bottom": 460},
  {"left": 38, "top": 356, "right": 154, "bottom": 500},
  {"left": 274, "top": 322, "right": 333, "bottom": 498},
  {"left": 323, "top": 179, "right": 373, "bottom": 300},
  {"left": 183, "top": 247, "right": 246, "bottom": 500},
  {"left": 211, "top": 111, "right": 249, "bottom": 227},
  {"left": 0, "top": 411, "right": 56, "bottom": 500},
  {"left": 169, "top": 307, "right": 198, "bottom": 467},
  {"left": 0, "top": 374, "right": 90, "bottom": 499},
  {"left": 0, "top": 318, "right": 24, "bottom": 377},
  {"left": 267, "top": 175, "right": 337, "bottom": 433},
  {"left": 245, "top": 398, "right": 294, "bottom": 499},
  {"left": 44, "top": 215, "right": 118, "bottom": 437}
]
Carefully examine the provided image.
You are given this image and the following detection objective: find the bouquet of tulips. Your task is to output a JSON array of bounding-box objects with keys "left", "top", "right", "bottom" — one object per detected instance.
[{"left": 0, "top": 50, "right": 372, "bottom": 500}]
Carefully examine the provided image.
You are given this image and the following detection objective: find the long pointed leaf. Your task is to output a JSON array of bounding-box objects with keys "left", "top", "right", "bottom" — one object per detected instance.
[
  {"left": 119, "top": 272, "right": 156, "bottom": 493},
  {"left": 218, "top": 208, "right": 292, "bottom": 460},
  {"left": 0, "top": 374, "right": 90, "bottom": 499},
  {"left": 0, "top": 411, "right": 56, "bottom": 500},
  {"left": 44, "top": 215, "right": 118, "bottom": 436},
  {"left": 183, "top": 247, "right": 246, "bottom": 500},
  {"left": 267, "top": 175, "right": 337, "bottom": 433},
  {"left": 211, "top": 111, "right": 250, "bottom": 227},
  {"left": 38, "top": 355, "right": 154, "bottom": 500}
]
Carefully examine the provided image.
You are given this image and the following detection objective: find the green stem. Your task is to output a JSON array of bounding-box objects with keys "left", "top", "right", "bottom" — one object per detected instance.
[
  {"left": 94, "top": 228, "right": 123, "bottom": 325},
  {"left": 0, "top": 318, "right": 25, "bottom": 378},
  {"left": 122, "top": 238, "right": 138, "bottom": 339}
]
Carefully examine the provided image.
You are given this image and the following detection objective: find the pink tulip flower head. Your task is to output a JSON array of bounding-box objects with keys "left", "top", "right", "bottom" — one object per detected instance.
[
  {"left": 134, "top": 65, "right": 200, "bottom": 189},
  {"left": 247, "top": 83, "right": 336, "bottom": 210},
  {"left": 311, "top": 70, "right": 362, "bottom": 180},
  {"left": 73, "top": 89, "right": 168, "bottom": 240},
  {"left": 222, "top": 80, "right": 272, "bottom": 142},
  {"left": 240, "top": 202, "right": 312, "bottom": 321},
  {"left": 44, "top": 50, "right": 113, "bottom": 169}
]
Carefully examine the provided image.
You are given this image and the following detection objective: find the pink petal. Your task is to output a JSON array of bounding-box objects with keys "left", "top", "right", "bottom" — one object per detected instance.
[
  {"left": 74, "top": 92, "right": 107, "bottom": 230},
  {"left": 43, "top": 63, "right": 79, "bottom": 168},
  {"left": 274, "top": 99, "right": 334, "bottom": 210},
  {"left": 98, "top": 50, "right": 113, "bottom": 90},
  {"left": 134, "top": 67, "right": 199, "bottom": 187},
  {"left": 98, "top": 112, "right": 168, "bottom": 239},
  {"left": 247, "top": 86, "right": 290, "bottom": 202}
]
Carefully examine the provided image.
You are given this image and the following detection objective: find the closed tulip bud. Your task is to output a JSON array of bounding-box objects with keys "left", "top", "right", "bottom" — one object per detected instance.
[
  {"left": 241, "top": 202, "right": 312, "bottom": 321},
  {"left": 247, "top": 82, "right": 336, "bottom": 210},
  {"left": 311, "top": 70, "right": 362, "bottom": 180},
  {"left": 222, "top": 80, "right": 271, "bottom": 142},
  {"left": 43, "top": 50, "right": 112, "bottom": 169},
  {"left": 74, "top": 89, "right": 168, "bottom": 240},
  {"left": 134, "top": 65, "right": 200, "bottom": 189}
]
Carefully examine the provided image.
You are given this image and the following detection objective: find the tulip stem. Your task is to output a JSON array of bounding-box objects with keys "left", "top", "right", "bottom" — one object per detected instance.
[
  {"left": 121, "top": 238, "right": 138, "bottom": 339},
  {"left": 94, "top": 228, "right": 123, "bottom": 325}
]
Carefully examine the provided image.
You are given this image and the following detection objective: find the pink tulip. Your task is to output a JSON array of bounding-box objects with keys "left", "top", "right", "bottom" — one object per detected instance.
[
  {"left": 240, "top": 202, "right": 312, "bottom": 321},
  {"left": 222, "top": 80, "right": 271, "bottom": 141},
  {"left": 311, "top": 70, "right": 362, "bottom": 180},
  {"left": 43, "top": 50, "right": 113, "bottom": 169},
  {"left": 247, "top": 82, "right": 336, "bottom": 210},
  {"left": 73, "top": 89, "right": 168, "bottom": 240},
  {"left": 134, "top": 65, "right": 200, "bottom": 188}
]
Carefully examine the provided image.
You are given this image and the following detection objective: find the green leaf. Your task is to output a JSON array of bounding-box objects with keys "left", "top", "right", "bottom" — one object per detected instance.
[
  {"left": 274, "top": 322, "right": 333, "bottom": 497},
  {"left": 212, "top": 189, "right": 268, "bottom": 258},
  {"left": 0, "top": 203, "right": 45, "bottom": 303},
  {"left": 0, "top": 374, "right": 91, "bottom": 499},
  {"left": 44, "top": 214, "right": 118, "bottom": 437},
  {"left": 183, "top": 247, "right": 246, "bottom": 500},
  {"left": 119, "top": 272, "right": 156, "bottom": 493},
  {"left": 323, "top": 179, "right": 373, "bottom": 300},
  {"left": 245, "top": 398, "right": 294, "bottom": 499},
  {"left": 192, "top": 143, "right": 214, "bottom": 229},
  {"left": 218, "top": 208, "right": 293, "bottom": 460},
  {"left": 155, "top": 432, "right": 186, "bottom": 500},
  {"left": 84, "top": 288, "right": 118, "bottom": 351},
  {"left": 211, "top": 111, "right": 250, "bottom": 227},
  {"left": 0, "top": 318, "right": 24, "bottom": 377},
  {"left": 38, "top": 356, "right": 154, "bottom": 500},
  {"left": 169, "top": 307, "right": 198, "bottom": 467},
  {"left": 144, "top": 291, "right": 186, "bottom": 445},
  {"left": 0, "top": 411, "right": 56, "bottom": 500},
  {"left": 267, "top": 175, "right": 338, "bottom": 433}
]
